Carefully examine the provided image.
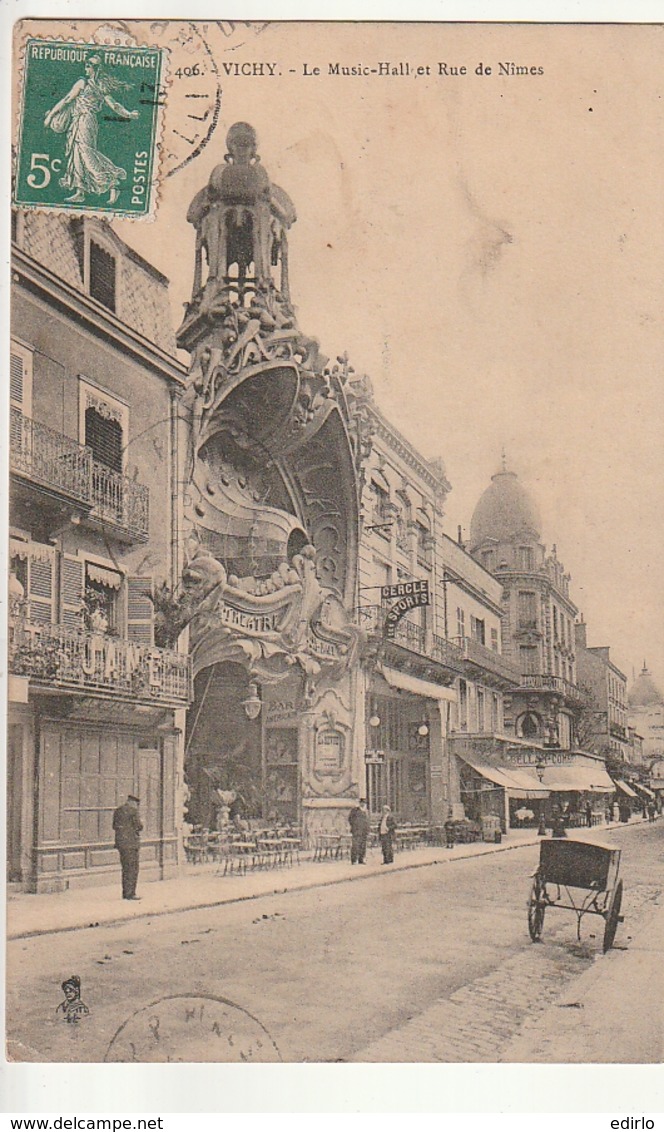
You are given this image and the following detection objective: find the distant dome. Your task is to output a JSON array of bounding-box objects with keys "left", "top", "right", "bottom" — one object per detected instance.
[
  {"left": 628, "top": 665, "right": 664, "bottom": 709},
  {"left": 469, "top": 468, "right": 542, "bottom": 552}
]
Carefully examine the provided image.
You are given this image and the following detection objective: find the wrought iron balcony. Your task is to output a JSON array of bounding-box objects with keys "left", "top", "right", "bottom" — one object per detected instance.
[
  {"left": 10, "top": 409, "right": 149, "bottom": 541},
  {"left": 90, "top": 460, "right": 149, "bottom": 542},
  {"left": 10, "top": 406, "right": 92, "bottom": 504},
  {"left": 519, "top": 673, "right": 588, "bottom": 705},
  {"left": 9, "top": 616, "right": 192, "bottom": 706},
  {"left": 453, "top": 636, "right": 521, "bottom": 686},
  {"left": 360, "top": 604, "right": 465, "bottom": 673}
]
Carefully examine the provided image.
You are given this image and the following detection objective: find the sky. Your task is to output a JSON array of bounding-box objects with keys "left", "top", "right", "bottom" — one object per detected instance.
[{"left": 107, "top": 20, "right": 663, "bottom": 693}]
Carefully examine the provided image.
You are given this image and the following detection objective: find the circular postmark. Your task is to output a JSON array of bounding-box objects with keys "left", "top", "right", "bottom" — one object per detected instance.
[{"left": 104, "top": 994, "right": 281, "bottom": 1063}]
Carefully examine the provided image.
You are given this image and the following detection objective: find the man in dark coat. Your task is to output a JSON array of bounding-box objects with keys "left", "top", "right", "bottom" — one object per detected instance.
[
  {"left": 112, "top": 794, "right": 143, "bottom": 899},
  {"left": 349, "top": 798, "right": 370, "bottom": 864}
]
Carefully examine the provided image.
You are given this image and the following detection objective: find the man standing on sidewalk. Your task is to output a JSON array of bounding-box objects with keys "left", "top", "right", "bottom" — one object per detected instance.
[
  {"left": 112, "top": 794, "right": 143, "bottom": 900},
  {"left": 349, "top": 798, "right": 370, "bottom": 864}
]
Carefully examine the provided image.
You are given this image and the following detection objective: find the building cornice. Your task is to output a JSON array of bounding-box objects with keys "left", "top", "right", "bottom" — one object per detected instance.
[
  {"left": 12, "top": 245, "right": 188, "bottom": 387},
  {"left": 495, "top": 568, "right": 578, "bottom": 615},
  {"left": 368, "top": 404, "right": 451, "bottom": 497}
]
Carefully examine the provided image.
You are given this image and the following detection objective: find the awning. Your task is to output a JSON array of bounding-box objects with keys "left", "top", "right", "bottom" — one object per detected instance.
[
  {"left": 87, "top": 563, "right": 123, "bottom": 589},
  {"left": 633, "top": 782, "right": 656, "bottom": 800},
  {"left": 379, "top": 665, "right": 457, "bottom": 703},
  {"left": 615, "top": 779, "right": 638, "bottom": 798},
  {"left": 458, "top": 754, "right": 549, "bottom": 800},
  {"left": 543, "top": 764, "right": 615, "bottom": 793}
]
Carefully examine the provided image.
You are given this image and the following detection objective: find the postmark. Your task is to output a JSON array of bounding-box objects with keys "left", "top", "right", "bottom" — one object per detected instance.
[
  {"left": 104, "top": 994, "right": 281, "bottom": 1063},
  {"left": 14, "top": 38, "right": 166, "bottom": 218}
]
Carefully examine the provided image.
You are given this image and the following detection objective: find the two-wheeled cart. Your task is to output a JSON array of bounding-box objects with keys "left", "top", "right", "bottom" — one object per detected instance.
[{"left": 528, "top": 838, "right": 624, "bottom": 952}]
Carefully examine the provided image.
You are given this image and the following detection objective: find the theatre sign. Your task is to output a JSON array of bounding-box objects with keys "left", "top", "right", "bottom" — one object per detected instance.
[{"left": 381, "top": 580, "right": 431, "bottom": 639}]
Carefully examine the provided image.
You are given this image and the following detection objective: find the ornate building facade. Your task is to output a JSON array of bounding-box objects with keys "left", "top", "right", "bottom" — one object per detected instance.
[
  {"left": 8, "top": 212, "right": 191, "bottom": 892},
  {"left": 176, "top": 123, "right": 364, "bottom": 843}
]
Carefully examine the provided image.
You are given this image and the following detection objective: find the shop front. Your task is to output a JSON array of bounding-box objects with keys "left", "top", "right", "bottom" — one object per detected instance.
[{"left": 363, "top": 666, "right": 455, "bottom": 824}]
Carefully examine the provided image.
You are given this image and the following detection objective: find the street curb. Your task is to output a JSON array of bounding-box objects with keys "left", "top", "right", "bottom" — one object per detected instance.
[
  {"left": 9, "top": 819, "right": 647, "bottom": 942},
  {"left": 7, "top": 836, "right": 542, "bottom": 941}
]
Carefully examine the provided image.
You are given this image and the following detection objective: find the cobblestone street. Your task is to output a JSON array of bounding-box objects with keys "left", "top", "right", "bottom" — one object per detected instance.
[{"left": 7, "top": 821, "right": 662, "bottom": 1063}]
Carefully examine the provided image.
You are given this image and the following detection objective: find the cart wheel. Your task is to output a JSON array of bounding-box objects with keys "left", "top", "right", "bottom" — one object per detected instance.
[
  {"left": 603, "top": 879, "right": 624, "bottom": 952},
  {"left": 528, "top": 875, "right": 546, "bottom": 942}
]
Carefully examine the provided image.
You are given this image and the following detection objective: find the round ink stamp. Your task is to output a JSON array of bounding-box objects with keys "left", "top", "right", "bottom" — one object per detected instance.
[{"left": 104, "top": 994, "right": 281, "bottom": 1062}]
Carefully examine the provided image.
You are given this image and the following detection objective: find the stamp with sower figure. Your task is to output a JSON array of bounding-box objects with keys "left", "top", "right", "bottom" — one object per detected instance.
[{"left": 14, "top": 38, "right": 166, "bottom": 218}]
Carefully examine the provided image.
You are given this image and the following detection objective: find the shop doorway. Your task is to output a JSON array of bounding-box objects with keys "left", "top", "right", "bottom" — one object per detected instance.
[{"left": 7, "top": 724, "right": 24, "bottom": 881}]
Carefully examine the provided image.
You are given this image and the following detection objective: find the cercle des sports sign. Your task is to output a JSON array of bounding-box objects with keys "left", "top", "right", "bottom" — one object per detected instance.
[{"left": 381, "top": 580, "right": 430, "bottom": 639}]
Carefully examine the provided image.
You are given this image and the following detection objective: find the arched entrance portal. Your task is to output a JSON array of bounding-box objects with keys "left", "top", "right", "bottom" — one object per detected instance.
[{"left": 185, "top": 663, "right": 263, "bottom": 828}]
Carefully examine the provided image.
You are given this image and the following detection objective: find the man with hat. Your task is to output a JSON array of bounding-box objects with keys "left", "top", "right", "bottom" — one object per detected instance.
[
  {"left": 348, "top": 798, "right": 370, "bottom": 864},
  {"left": 112, "top": 794, "right": 143, "bottom": 899}
]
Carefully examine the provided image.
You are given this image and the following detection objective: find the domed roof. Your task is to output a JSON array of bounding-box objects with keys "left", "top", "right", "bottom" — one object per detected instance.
[
  {"left": 628, "top": 665, "right": 664, "bottom": 709},
  {"left": 469, "top": 466, "right": 542, "bottom": 551}
]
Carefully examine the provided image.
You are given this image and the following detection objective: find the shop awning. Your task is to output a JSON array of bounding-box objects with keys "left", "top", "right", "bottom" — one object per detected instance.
[
  {"left": 458, "top": 754, "right": 549, "bottom": 800},
  {"left": 633, "top": 782, "right": 656, "bottom": 800},
  {"left": 379, "top": 665, "right": 457, "bottom": 703},
  {"left": 614, "top": 779, "right": 638, "bottom": 798},
  {"left": 543, "top": 765, "right": 615, "bottom": 793}
]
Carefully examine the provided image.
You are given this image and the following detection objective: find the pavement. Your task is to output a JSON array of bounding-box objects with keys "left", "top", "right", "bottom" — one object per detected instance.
[
  {"left": 6, "top": 818, "right": 647, "bottom": 942},
  {"left": 7, "top": 828, "right": 548, "bottom": 940}
]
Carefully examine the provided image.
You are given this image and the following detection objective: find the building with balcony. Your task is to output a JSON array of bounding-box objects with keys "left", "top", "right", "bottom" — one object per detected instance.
[
  {"left": 469, "top": 458, "right": 582, "bottom": 750},
  {"left": 628, "top": 664, "right": 664, "bottom": 767},
  {"left": 575, "top": 621, "right": 630, "bottom": 762},
  {"left": 357, "top": 408, "right": 522, "bottom": 824},
  {"left": 8, "top": 212, "right": 191, "bottom": 892}
]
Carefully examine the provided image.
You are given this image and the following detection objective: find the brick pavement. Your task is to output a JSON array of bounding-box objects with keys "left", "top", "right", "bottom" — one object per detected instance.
[{"left": 352, "top": 880, "right": 661, "bottom": 1062}]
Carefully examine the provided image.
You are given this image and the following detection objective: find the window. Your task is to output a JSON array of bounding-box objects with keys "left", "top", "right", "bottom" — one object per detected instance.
[
  {"left": 85, "top": 406, "right": 123, "bottom": 472},
  {"left": 369, "top": 478, "right": 391, "bottom": 536},
  {"left": 89, "top": 241, "right": 116, "bottom": 311},
  {"left": 84, "top": 562, "right": 123, "bottom": 633},
  {"left": 518, "top": 546, "right": 534, "bottom": 571},
  {"left": 553, "top": 607, "right": 558, "bottom": 638},
  {"left": 456, "top": 607, "right": 466, "bottom": 640},
  {"left": 491, "top": 693, "right": 500, "bottom": 732},
  {"left": 490, "top": 627, "right": 499, "bottom": 652},
  {"left": 477, "top": 688, "right": 485, "bottom": 731},
  {"left": 518, "top": 591, "right": 538, "bottom": 628},
  {"left": 458, "top": 680, "right": 468, "bottom": 730},
  {"left": 10, "top": 341, "right": 33, "bottom": 417},
  {"left": 9, "top": 538, "right": 55, "bottom": 624},
  {"left": 519, "top": 645, "right": 537, "bottom": 674},
  {"left": 520, "top": 712, "right": 540, "bottom": 739},
  {"left": 481, "top": 549, "right": 495, "bottom": 571},
  {"left": 471, "top": 616, "right": 485, "bottom": 645}
]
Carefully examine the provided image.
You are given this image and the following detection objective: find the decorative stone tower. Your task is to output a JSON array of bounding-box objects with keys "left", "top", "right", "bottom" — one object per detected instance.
[{"left": 176, "top": 123, "right": 368, "bottom": 842}]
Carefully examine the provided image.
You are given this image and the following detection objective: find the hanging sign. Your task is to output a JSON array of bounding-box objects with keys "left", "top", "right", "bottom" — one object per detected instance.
[{"left": 381, "top": 579, "right": 430, "bottom": 639}]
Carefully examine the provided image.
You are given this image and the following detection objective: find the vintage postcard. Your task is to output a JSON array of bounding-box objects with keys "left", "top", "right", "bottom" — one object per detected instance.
[{"left": 6, "top": 13, "right": 663, "bottom": 1096}]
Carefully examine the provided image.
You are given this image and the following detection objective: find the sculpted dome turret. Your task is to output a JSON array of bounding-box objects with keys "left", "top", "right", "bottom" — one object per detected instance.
[
  {"left": 469, "top": 462, "right": 542, "bottom": 553},
  {"left": 628, "top": 664, "right": 664, "bottom": 709}
]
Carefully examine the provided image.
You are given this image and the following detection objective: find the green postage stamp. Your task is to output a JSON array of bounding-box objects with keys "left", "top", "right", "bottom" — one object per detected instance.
[{"left": 14, "top": 38, "right": 166, "bottom": 218}]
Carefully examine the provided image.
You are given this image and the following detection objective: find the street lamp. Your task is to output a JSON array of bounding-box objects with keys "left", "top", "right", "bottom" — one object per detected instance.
[
  {"left": 241, "top": 683, "right": 262, "bottom": 721},
  {"left": 417, "top": 723, "right": 430, "bottom": 738}
]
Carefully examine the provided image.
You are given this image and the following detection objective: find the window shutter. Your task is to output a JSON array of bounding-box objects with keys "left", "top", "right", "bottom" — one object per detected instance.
[
  {"left": 10, "top": 352, "right": 24, "bottom": 407},
  {"left": 127, "top": 576, "right": 154, "bottom": 644},
  {"left": 28, "top": 554, "right": 54, "bottom": 625},
  {"left": 61, "top": 555, "right": 85, "bottom": 630}
]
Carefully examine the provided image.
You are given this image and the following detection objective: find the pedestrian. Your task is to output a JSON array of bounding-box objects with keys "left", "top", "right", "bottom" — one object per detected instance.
[
  {"left": 647, "top": 801, "right": 656, "bottom": 822},
  {"left": 378, "top": 804, "right": 396, "bottom": 864},
  {"left": 585, "top": 800, "right": 593, "bottom": 828},
  {"left": 444, "top": 813, "right": 456, "bottom": 849},
  {"left": 349, "top": 798, "right": 370, "bottom": 864},
  {"left": 551, "top": 804, "right": 567, "bottom": 839},
  {"left": 112, "top": 794, "right": 143, "bottom": 900}
]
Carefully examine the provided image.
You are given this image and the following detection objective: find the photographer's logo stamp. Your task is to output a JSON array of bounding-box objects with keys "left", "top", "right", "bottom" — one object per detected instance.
[{"left": 14, "top": 39, "right": 166, "bottom": 217}]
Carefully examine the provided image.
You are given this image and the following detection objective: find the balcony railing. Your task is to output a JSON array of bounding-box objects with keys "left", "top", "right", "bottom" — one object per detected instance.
[
  {"left": 10, "top": 409, "right": 149, "bottom": 541},
  {"left": 90, "top": 460, "right": 149, "bottom": 541},
  {"left": 360, "top": 605, "right": 464, "bottom": 673},
  {"left": 519, "top": 673, "right": 588, "bottom": 704},
  {"left": 9, "top": 617, "right": 192, "bottom": 706},
  {"left": 11, "top": 407, "right": 91, "bottom": 503},
  {"left": 453, "top": 635, "right": 521, "bottom": 685}
]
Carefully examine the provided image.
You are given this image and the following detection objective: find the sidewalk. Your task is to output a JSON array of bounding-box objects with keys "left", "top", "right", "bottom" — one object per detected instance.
[
  {"left": 7, "top": 828, "right": 542, "bottom": 941},
  {"left": 503, "top": 897, "right": 664, "bottom": 1063},
  {"left": 7, "top": 819, "right": 646, "bottom": 942}
]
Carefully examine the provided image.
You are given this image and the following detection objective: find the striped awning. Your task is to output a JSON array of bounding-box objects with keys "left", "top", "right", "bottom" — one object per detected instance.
[
  {"left": 87, "top": 563, "right": 123, "bottom": 589},
  {"left": 614, "top": 779, "right": 637, "bottom": 798},
  {"left": 543, "top": 764, "right": 616, "bottom": 793},
  {"left": 458, "top": 754, "right": 549, "bottom": 800}
]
